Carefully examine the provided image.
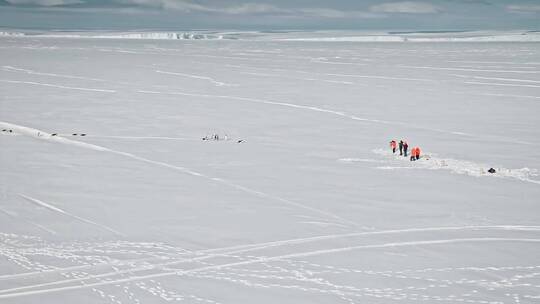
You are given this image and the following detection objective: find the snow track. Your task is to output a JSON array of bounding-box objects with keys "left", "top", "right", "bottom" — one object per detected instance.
[
  {"left": 465, "top": 81, "right": 540, "bottom": 88},
  {"left": 1, "top": 236, "right": 539, "bottom": 299},
  {"left": 400, "top": 65, "right": 540, "bottom": 74},
  {"left": 19, "top": 194, "right": 125, "bottom": 237},
  {"left": 137, "top": 89, "right": 538, "bottom": 147},
  {"left": 1, "top": 66, "right": 106, "bottom": 82},
  {"left": 0, "top": 121, "right": 357, "bottom": 228},
  {"left": 0, "top": 79, "right": 116, "bottom": 93},
  {"left": 372, "top": 149, "right": 540, "bottom": 185},
  {"left": 156, "top": 70, "right": 235, "bottom": 87},
  {"left": 0, "top": 207, "right": 57, "bottom": 235},
  {"left": 1, "top": 225, "right": 538, "bottom": 293}
]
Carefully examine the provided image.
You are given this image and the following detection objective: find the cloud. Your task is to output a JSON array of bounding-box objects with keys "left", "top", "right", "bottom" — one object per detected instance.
[
  {"left": 296, "top": 8, "right": 381, "bottom": 19},
  {"left": 6, "top": 0, "right": 81, "bottom": 5},
  {"left": 369, "top": 1, "right": 442, "bottom": 14},
  {"left": 98, "top": 1, "right": 289, "bottom": 14},
  {"left": 0, "top": 0, "right": 385, "bottom": 19},
  {"left": 112, "top": 1, "right": 370, "bottom": 17},
  {"left": 506, "top": 4, "right": 540, "bottom": 13}
]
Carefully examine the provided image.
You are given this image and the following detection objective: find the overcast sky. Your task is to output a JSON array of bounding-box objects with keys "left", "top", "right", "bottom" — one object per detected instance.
[{"left": 1, "top": 0, "right": 539, "bottom": 31}]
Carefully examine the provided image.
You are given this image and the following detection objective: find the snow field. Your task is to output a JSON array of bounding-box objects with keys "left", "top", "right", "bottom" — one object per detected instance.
[{"left": 1, "top": 35, "right": 540, "bottom": 303}]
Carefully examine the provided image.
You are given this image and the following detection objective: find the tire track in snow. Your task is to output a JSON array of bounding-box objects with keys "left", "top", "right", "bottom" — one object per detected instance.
[
  {"left": 0, "top": 121, "right": 357, "bottom": 229},
  {"left": 1, "top": 237, "right": 539, "bottom": 299},
  {"left": 19, "top": 194, "right": 125, "bottom": 237},
  {"left": 0, "top": 79, "right": 116, "bottom": 93}
]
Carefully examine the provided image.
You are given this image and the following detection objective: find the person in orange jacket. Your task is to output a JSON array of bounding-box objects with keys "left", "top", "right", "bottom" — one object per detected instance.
[
  {"left": 410, "top": 147, "right": 421, "bottom": 161},
  {"left": 390, "top": 140, "right": 397, "bottom": 154}
]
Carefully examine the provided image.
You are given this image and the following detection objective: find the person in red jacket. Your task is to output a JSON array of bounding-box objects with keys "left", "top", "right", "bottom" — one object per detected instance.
[
  {"left": 410, "top": 147, "right": 421, "bottom": 161},
  {"left": 415, "top": 147, "right": 421, "bottom": 160},
  {"left": 390, "top": 140, "right": 397, "bottom": 154}
]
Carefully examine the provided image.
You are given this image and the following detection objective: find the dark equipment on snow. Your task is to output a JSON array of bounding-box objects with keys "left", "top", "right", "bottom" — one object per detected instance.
[{"left": 488, "top": 168, "right": 496, "bottom": 174}]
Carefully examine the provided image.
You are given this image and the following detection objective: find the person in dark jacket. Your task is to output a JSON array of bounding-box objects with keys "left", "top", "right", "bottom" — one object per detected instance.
[
  {"left": 403, "top": 141, "right": 409, "bottom": 157},
  {"left": 399, "top": 140, "right": 404, "bottom": 156}
]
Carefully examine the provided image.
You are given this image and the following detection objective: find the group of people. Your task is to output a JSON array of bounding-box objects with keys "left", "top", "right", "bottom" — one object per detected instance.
[
  {"left": 202, "top": 134, "right": 228, "bottom": 141},
  {"left": 202, "top": 133, "right": 244, "bottom": 143},
  {"left": 390, "top": 140, "right": 421, "bottom": 161}
]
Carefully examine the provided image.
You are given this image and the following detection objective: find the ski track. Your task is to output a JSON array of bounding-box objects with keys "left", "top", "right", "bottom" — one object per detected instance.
[
  {"left": 477, "top": 93, "right": 540, "bottom": 100},
  {"left": 155, "top": 70, "right": 235, "bottom": 87},
  {"left": 372, "top": 149, "right": 540, "bottom": 185},
  {"left": 464, "top": 81, "right": 540, "bottom": 88},
  {"left": 226, "top": 63, "right": 433, "bottom": 83},
  {"left": 338, "top": 158, "right": 386, "bottom": 164},
  {"left": 238, "top": 71, "right": 355, "bottom": 85},
  {"left": 310, "top": 58, "right": 367, "bottom": 66},
  {"left": 77, "top": 135, "right": 197, "bottom": 141},
  {"left": 1, "top": 65, "right": 106, "bottom": 82},
  {"left": 399, "top": 65, "right": 540, "bottom": 74},
  {"left": 0, "top": 79, "right": 116, "bottom": 93},
  {"left": 446, "top": 60, "right": 540, "bottom": 66},
  {"left": 465, "top": 76, "right": 540, "bottom": 84},
  {"left": 1, "top": 237, "right": 539, "bottom": 299},
  {"left": 136, "top": 89, "right": 538, "bottom": 147},
  {"left": 137, "top": 90, "right": 390, "bottom": 125},
  {"left": 1, "top": 224, "right": 538, "bottom": 293},
  {"left": 0, "top": 121, "right": 356, "bottom": 229},
  {"left": 324, "top": 72, "right": 435, "bottom": 82},
  {"left": 19, "top": 194, "right": 126, "bottom": 237},
  {"left": 0, "top": 206, "right": 57, "bottom": 235}
]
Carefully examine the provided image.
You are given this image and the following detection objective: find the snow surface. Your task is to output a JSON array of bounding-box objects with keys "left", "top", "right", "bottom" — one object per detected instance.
[
  {"left": 1, "top": 33, "right": 540, "bottom": 304},
  {"left": 2, "top": 30, "right": 540, "bottom": 42}
]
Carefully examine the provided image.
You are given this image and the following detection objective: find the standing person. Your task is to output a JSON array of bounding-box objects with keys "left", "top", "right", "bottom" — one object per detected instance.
[
  {"left": 390, "top": 140, "right": 397, "bottom": 154},
  {"left": 415, "top": 146, "right": 421, "bottom": 160},
  {"left": 403, "top": 141, "right": 409, "bottom": 157},
  {"left": 398, "top": 140, "right": 404, "bottom": 156}
]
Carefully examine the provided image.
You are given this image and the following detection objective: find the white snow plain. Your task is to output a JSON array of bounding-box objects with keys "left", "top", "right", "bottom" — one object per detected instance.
[{"left": 1, "top": 32, "right": 540, "bottom": 304}]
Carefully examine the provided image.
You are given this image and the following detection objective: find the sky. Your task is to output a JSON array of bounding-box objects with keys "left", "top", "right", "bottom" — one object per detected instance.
[{"left": 0, "top": 0, "right": 539, "bottom": 31}]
